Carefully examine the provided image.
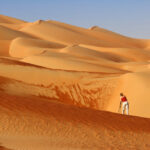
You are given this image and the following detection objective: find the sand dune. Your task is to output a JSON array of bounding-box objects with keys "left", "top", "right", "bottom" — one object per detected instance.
[
  {"left": 0, "top": 40, "right": 11, "bottom": 56},
  {"left": 21, "top": 51, "right": 127, "bottom": 73},
  {"left": 0, "top": 22, "right": 27, "bottom": 30},
  {"left": 0, "top": 57, "right": 122, "bottom": 110},
  {"left": 0, "top": 145, "right": 12, "bottom": 150},
  {"left": 0, "top": 14, "right": 26, "bottom": 24},
  {"left": 0, "top": 57, "right": 149, "bottom": 118},
  {"left": 21, "top": 20, "right": 142, "bottom": 48},
  {"left": 0, "top": 24, "right": 37, "bottom": 56},
  {"left": 89, "top": 25, "right": 150, "bottom": 49},
  {"left": 81, "top": 44, "right": 150, "bottom": 62},
  {"left": 0, "top": 26, "right": 34, "bottom": 40},
  {"left": 59, "top": 45, "right": 127, "bottom": 63},
  {"left": 0, "top": 14, "right": 150, "bottom": 150},
  {"left": 20, "top": 20, "right": 112, "bottom": 47},
  {"left": 106, "top": 69, "right": 150, "bottom": 117},
  {"left": 0, "top": 83, "right": 150, "bottom": 150},
  {"left": 9, "top": 37, "right": 65, "bottom": 58}
]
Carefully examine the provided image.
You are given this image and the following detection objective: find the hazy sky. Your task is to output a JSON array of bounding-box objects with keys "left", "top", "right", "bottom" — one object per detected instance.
[{"left": 1, "top": 0, "right": 150, "bottom": 38}]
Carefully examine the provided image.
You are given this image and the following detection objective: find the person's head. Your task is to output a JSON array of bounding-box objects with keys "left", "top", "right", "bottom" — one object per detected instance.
[{"left": 120, "top": 93, "right": 123, "bottom": 97}]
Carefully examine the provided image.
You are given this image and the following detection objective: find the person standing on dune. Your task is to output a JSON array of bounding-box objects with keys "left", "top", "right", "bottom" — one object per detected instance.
[{"left": 119, "top": 93, "right": 129, "bottom": 115}]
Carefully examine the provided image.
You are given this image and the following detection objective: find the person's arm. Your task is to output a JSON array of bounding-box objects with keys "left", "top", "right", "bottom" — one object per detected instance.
[
  {"left": 118, "top": 100, "right": 122, "bottom": 112},
  {"left": 119, "top": 96, "right": 122, "bottom": 108},
  {"left": 119, "top": 101, "right": 122, "bottom": 108}
]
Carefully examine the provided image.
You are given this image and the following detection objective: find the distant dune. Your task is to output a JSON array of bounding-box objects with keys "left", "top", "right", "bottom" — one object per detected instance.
[
  {"left": 0, "top": 14, "right": 150, "bottom": 150},
  {"left": 0, "top": 14, "right": 26, "bottom": 24}
]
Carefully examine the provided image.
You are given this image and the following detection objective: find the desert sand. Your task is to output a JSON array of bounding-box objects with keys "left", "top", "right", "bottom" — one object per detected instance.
[{"left": 0, "top": 14, "right": 150, "bottom": 150}]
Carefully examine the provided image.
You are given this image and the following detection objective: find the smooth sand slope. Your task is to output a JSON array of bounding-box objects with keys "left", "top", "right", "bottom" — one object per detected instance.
[{"left": 0, "top": 14, "right": 150, "bottom": 150}]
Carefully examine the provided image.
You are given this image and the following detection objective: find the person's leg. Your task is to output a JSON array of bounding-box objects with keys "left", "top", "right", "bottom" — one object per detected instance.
[
  {"left": 126, "top": 102, "right": 129, "bottom": 115},
  {"left": 122, "top": 102, "right": 125, "bottom": 114}
]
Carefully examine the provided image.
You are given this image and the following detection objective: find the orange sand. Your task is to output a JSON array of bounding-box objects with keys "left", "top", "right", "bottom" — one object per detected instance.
[{"left": 0, "top": 14, "right": 150, "bottom": 150}]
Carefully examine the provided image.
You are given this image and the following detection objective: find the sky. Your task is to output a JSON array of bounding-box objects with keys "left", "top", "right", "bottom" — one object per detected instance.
[{"left": 1, "top": 0, "right": 150, "bottom": 38}]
